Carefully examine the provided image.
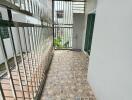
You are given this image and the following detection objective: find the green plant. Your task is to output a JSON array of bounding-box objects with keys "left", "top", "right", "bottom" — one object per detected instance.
[{"left": 54, "top": 37, "right": 63, "bottom": 48}]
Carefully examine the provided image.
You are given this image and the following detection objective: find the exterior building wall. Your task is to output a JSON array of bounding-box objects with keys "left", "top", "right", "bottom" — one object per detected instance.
[
  {"left": 85, "top": 0, "right": 97, "bottom": 14},
  {"left": 87, "top": 0, "right": 132, "bottom": 100},
  {"left": 72, "top": 0, "right": 97, "bottom": 50},
  {"left": 0, "top": 0, "right": 52, "bottom": 64},
  {"left": 73, "top": 13, "right": 86, "bottom": 50}
]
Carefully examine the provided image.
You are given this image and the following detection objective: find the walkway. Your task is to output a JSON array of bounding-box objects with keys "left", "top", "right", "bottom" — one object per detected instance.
[{"left": 41, "top": 50, "right": 96, "bottom": 100}]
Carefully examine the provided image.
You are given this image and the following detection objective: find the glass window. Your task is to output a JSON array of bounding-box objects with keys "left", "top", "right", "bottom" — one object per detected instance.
[
  {"left": 0, "top": 12, "right": 9, "bottom": 39},
  {"left": 57, "top": 10, "right": 64, "bottom": 18}
]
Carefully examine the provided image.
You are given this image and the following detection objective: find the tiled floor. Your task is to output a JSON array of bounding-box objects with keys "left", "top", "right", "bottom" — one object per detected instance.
[{"left": 41, "top": 50, "right": 96, "bottom": 100}]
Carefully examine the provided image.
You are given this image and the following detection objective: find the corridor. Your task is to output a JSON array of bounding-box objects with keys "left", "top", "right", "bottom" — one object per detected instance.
[{"left": 41, "top": 50, "right": 96, "bottom": 100}]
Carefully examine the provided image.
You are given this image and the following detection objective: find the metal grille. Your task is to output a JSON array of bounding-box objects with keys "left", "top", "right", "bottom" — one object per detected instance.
[
  {"left": 72, "top": 0, "right": 85, "bottom": 13},
  {"left": 53, "top": 0, "right": 73, "bottom": 49},
  {"left": 53, "top": 0, "right": 85, "bottom": 49},
  {"left": 0, "top": 0, "right": 53, "bottom": 100}
]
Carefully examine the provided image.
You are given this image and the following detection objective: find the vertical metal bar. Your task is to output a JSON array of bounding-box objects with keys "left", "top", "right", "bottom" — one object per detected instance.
[
  {"left": 36, "top": 4, "right": 38, "bottom": 16},
  {"left": 70, "top": 1, "right": 72, "bottom": 48},
  {"left": 27, "top": 0, "right": 30, "bottom": 12},
  {"left": 16, "top": 26, "right": 31, "bottom": 99},
  {"left": 34, "top": 27, "right": 39, "bottom": 89},
  {"left": 39, "top": 27, "right": 44, "bottom": 85},
  {"left": 52, "top": 0, "right": 54, "bottom": 48},
  {"left": 26, "top": 27, "right": 32, "bottom": 77},
  {"left": 37, "top": 6, "right": 40, "bottom": 17},
  {"left": 71, "top": 1, "right": 72, "bottom": 48},
  {"left": 23, "top": 0, "right": 26, "bottom": 10},
  {"left": 36, "top": 5, "right": 38, "bottom": 17},
  {"left": 30, "top": 0, "right": 34, "bottom": 14},
  {"left": 60, "top": 1, "right": 62, "bottom": 47},
  {"left": 0, "top": 31, "right": 17, "bottom": 99},
  {"left": 30, "top": 27, "right": 37, "bottom": 97},
  {"left": 37, "top": 26, "right": 41, "bottom": 86},
  {"left": 67, "top": 1, "right": 69, "bottom": 48},
  {"left": 27, "top": 27, "right": 35, "bottom": 96},
  {"left": 70, "top": 1, "right": 73, "bottom": 48},
  {"left": 63, "top": 1, "right": 65, "bottom": 48},
  {"left": 22, "top": 27, "right": 34, "bottom": 98},
  {"left": 32, "top": 27, "right": 37, "bottom": 93},
  {"left": 69, "top": 1, "right": 71, "bottom": 48},
  {"left": 36, "top": 27, "right": 41, "bottom": 86},
  {"left": 56, "top": 1, "right": 58, "bottom": 49},
  {"left": 84, "top": 0, "right": 86, "bottom": 13},
  {"left": 0, "top": 82, "right": 5, "bottom": 100},
  {"left": 33, "top": 3, "right": 36, "bottom": 15},
  {"left": 32, "top": 1, "right": 34, "bottom": 15},
  {"left": 61, "top": 1, "right": 64, "bottom": 48},
  {"left": 36, "top": 27, "right": 40, "bottom": 85},
  {"left": 58, "top": 1, "right": 60, "bottom": 47},
  {"left": 66, "top": 2, "right": 68, "bottom": 48},
  {"left": 37, "top": 27, "right": 41, "bottom": 80},
  {"left": 69, "top": 27, "right": 70, "bottom": 48},
  {"left": 33, "top": 27, "right": 39, "bottom": 91},
  {"left": 32, "top": 0, "right": 34, "bottom": 14},
  {"left": 32, "top": 26, "right": 39, "bottom": 96},
  {"left": 64, "top": 10, "right": 65, "bottom": 48},
  {"left": 54, "top": 28, "right": 56, "bottom": 44}
]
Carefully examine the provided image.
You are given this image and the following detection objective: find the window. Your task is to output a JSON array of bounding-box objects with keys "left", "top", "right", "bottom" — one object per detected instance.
[
  {"left": 0, "top": 12, "right": 9, "bottom": 39},
  {"left": 57, "top": 10, "right": 64, "bottom": 18}
]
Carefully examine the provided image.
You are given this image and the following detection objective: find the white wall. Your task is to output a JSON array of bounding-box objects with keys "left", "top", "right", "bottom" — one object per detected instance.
[
  {"left": 73, "top": 13, "right": 87, "bottom": 50},
  {"left": 88, "top": 0, "right": 132, "bottom": 100},
  {"left": 85, "top": 0, "right": 97, "bottom": 14}
]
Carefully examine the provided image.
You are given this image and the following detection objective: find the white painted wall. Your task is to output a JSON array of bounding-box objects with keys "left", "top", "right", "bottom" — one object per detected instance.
[
  {"left": 85, "top": 0, "right": 97, "bottom": 14},
  {"left": 88, "top": 0, "right": 132, "bottom": 100},
  {"left": 73, "top": 13, "right": 86, "bottom": 50}
]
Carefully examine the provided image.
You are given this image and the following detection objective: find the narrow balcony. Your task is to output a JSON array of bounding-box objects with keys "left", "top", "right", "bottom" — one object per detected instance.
[{"left": 0, "top": 0, "right": 96, "bottom": 100}]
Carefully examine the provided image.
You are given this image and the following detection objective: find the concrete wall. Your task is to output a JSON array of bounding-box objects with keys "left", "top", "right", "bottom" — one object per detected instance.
[
  {"left": 73, "top": 13, "right": 87, "bottom": 50},
  {"left": 85, "top": 0, "right": 97, "bottom": 14},
  {"left": 72, "top": 0, "right": 97, "bottom": 50},
  {"left": 88, "top": 0, "right": 132, "bottom": 100}
]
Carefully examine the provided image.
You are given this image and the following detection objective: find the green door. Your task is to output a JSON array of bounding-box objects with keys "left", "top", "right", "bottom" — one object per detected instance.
[{"left": 84, "top": 13, "right": 96, "bottom": 55}]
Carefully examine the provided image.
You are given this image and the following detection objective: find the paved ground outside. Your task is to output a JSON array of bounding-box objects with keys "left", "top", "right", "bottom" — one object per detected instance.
[{"left": 41, "top": 50, "right": 96, "bottom": 100}]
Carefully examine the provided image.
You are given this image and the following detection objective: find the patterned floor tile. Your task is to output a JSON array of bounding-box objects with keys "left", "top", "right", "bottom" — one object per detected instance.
[{"left": 41, "top": 50, "right": 96, "bottom": 100}]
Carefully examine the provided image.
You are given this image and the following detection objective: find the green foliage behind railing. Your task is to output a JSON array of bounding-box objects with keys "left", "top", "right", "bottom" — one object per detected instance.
[
  {"left": 54, "top": 36, "right": 70, "bottom": 48},
  {"left": 54, "top": 36, "right": 63, "bottom": 48}
]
